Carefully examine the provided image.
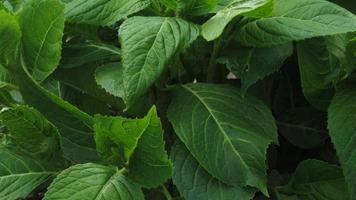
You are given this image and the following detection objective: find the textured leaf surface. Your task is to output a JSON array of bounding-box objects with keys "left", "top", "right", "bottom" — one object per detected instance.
[
  {"left": 160, "top": 0, "right": 217, "bottom": 16},
  {"left": 218, "top": 43, "right": 292, "bottom": 91},
  {"left": 95, "top": 62, "right": 124, "bottom": 98},
  {"left": 202, "top": 0, "right": 273, "bottom": 41},
  {"left": 20, "top": 0, "right": 65, "bottom": 82},
  {"left": 64, "top": 0, "right": 150, "bottom": 26},
  {"left": 94, "top": 107, "right": 172, "bottom": 188},
  {"left": 276, "top": 159, "right": 349, "bottom": 200},
  {"left": 0, "top": 105, "right": 62, "bottom": 160},
  {"left": 236, "top": 0, "right": 356, "bottom": 47},
  {"left": 328, "top": 87, "right": 356, "bottom": 199},
  {"left": 119, "top": 16, "right": 199, "bottom": 107},
  {"left": 12, "top": 56, "right": 100, "bottom": 163},
  {"left": 297, "top": 37, "right": 347, "bottom": 110},
  {"left": 0, "top": 10, "right": 21, "bottom": 66},
  {"left": 0, "top": 147, "right": 57, "bottom": 200},
  {"left": 44, "top": 163, "right": 144, "bottom": 200},
  {"left": 171, "top": 142, "right": 256, "bottom": 200},
  {"left": 167, "top": 83, "right": 278, "bottom": 194}
]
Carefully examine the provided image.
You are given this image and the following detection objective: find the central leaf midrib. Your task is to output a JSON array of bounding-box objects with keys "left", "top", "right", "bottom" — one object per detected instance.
[{"left": 182, "top": 85, "right": 249, "bottom": 170}]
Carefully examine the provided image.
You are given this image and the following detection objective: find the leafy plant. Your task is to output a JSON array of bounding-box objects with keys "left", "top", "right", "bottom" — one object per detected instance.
[{"left": 0, "top": 0, "right": 355, "bottom": 199}]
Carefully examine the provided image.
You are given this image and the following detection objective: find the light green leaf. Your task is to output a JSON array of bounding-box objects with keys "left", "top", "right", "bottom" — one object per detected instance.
[
  {"left": 0, "top": 146, "right": 58, "bottom": 200},
  {"left": 167, "top": 83, "right": 278, "bottom": 195},
  {"left": 119, "top": 16, "right": 199, "bottom": 107},
  {"left": 276, "top": 159, "right": 349, "bottom": 200},
  {"left": 218, "top": 43, "right": 293, "bottom": 92},
  {"left": 297, "top": 36, "right": 349, "bottom": 110},
  {"left": 236, "top": 0, "right": 356, "bottom": 47},
  {"left": 328, "top": 87, "right": 356, "bottom": 199},
  {"left": 171, "top": 141, "right": 256, "bottom": 200},
  {"left": 94, "top": 106, "right": 172, "bottom": 188},
  {"left": 202, "top": 0, "right": 273, "bottom": 41},
  {"left": 95, "top": 62, "right": 125, "bottom": 98},
  {"left": 0, "top": 105, "right": 63, "bottom": 161},
  {"left": 11, "top": 54, "right": 100, "bottom": 163},
  {"left": 44, "top": 163, "right": 144, "bottom": 200},
  {"left": 159, "top": 0, "right": 217, "bottom": 16},
  {"left": 19, "top": 0, "right": 65, "bottom": 82},
  {"left": 64, "top": 0, "right": 150, "bottom": 26},
  {"left": 0, "top": 10, "right": 21, "bottom": 66}
]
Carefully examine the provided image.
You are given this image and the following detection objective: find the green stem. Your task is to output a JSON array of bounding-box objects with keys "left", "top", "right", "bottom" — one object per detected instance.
[
  {"left": 161, "top": 185, "right": 173, "bottom": 200},
  {"left": 206, "top": 39, "right": 223, "bottom": 82}
]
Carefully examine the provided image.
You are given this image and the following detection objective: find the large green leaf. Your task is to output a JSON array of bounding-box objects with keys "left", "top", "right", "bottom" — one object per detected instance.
[
  {"left": 11, "top": 55, "right": 100, "bottom": 163},
  {"left": 64, "top": 0, "right": 150, "bottom": 26},
  {"left": 94, "top": 107, "right": 172, "bottom": 188},
  {"left": 0, "top": 147, "right": 58, "bottom": 200},
  {"left": 0, "top": 105, "right": 63, "bottom": 161},
  {"left": 328, "top": 87, "right": 356, "bottom": 199},
  {"left": 297, "top": 36, "right": 349, "bottom": 110},
  {"left": 218, "top": 43, "right": 293, "bottom": 92},
  {"left": 19, "top": 0, "right": 65, "bottom": 82},
  {"left": 276, "top": 159, "right": 349, "bottom": 200},
  {"left": 0, "top": 10, "right": 21, "bottom": 66},
  {"left": 44, "top": 163, "right": 144, "bottom": 200},
  {"left": 119, "top": 16, "right": 199, "bottom": 107},
  {"left": 167, "top": 83, "right": 278, "bottom": 195},
  {"left": 171, "top": 141, "right": 256, "bottom": 200},
  {"left": 236, "top": 0, "right": 356, "bottom": 47},
  {"left": 202, "top": 0, "right": 273, "bottom": 41}
]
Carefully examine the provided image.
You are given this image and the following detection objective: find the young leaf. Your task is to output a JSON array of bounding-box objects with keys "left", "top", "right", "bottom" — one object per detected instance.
[
  {"left": 0, "top": 10, "right": 21, "bottom": 66},
  {"left": 171, "top": 141, "right": 256, "bottom": 200},
  {"left": 159, "top": 0, "right": 217, "bottom": 16},
  {"left": 0, "top": 147, "right": 58, "bottom": 200},
  {"left": 218, "top": 43, "right": 293, "bottom": 92},
  {"left": 276, "top": 159, "right": 349, "bottom": 200},
  {"left": 167, "top": 83, "right": 278, "bottom": 195},
  {"left": 236, "top": 0, "right": 356, "bottom": 47},
  {"left": 94, "top": 106, "right": 173, "bottom": 188},
  {"left": 0, "top": 105, "right": 62, "bottom": 161},
  {"left": 202, "top": 0, "right": 273, "bottom": 41},
  {"left": 119, "top": 16, "right": 199, "bottom": 107},
  {"left": 11, "top": 55, "right": 100, "bottom": 163},
  {"left": 95, "top": 62, "right": 125, "bottom": 98},
  {"left": 19, "top": 0, "right": 65, "bottom": 82},
  {"left": 64, "top": 0, "right": 150, "bottom": 26},
  {"left": 44, "top": 163, "right": 144, "bottom": 200},
  {"left": 328, "top": 87, "right": 356, "bottom": 199}
]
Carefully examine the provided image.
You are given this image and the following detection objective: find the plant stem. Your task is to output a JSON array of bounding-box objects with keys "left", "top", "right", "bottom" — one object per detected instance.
[
  {"left": 161, "top": 185, "right": 173, "bottom": 200},
  {"left": 206, "top": 39, "right": 223, "bottom": 82}
]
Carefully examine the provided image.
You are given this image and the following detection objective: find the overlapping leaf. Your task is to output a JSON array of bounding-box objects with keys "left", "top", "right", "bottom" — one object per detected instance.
[
  {"left": 167, "top": 83, "right": 278, "bottom": 195},
  {"left": 44, "top": 163, "right": 144, "bottom": 200},
  {"left": 236, "top": 0, "right": 356, "bottom": 47},
  {"left": 119, "top": 16, "right": 199, "bottom": 107}
]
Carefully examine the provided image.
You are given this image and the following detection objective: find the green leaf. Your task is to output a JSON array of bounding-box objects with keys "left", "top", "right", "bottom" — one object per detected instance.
[
  {"left": 44, "top": 163, "right": 144, "bottom": 200},
  {"left": 328, "top": 87, "right": 356, "bottom": 199},
  {"left": 202, "top": 0, "right": 273, "bottom": 41},
  {"left": 19, "top": 0, "right": 65, "bottom": 82},
  {"left": 60, "top": 42, "right": 120, "bottom": 69},
  {"left": 218, "top": 43, "right": 293, "bottom": 92},
  {"left": 276, "top": 159, "right": 349, "bottom": 200},
  {"left": 0, "top": 146, "right": 58, "bottom": 200},
  {"left": 236, "top": 0, "right": 356, "bottom": 47},
  {"left": 297, "top": 36, "right": 349, "bottom": 110},
  {"left": 167, "top": 83, "right": 278, "bottom": 195},
  {"left": 119, "top": 16, "right": 199, "bottom": 107},
  {"left": 11, "top": 55, "right": 100, "bottom": 163},
  {"left": 159, "top": 0, "right": 217, "bottom": 16},
  {"left": 95, "top": 62, "right": 125, "bottom": 98},
  {"left": 0, "top": 105, "right": 63, "bottom": 161},
  {"left": 0, "top": 10, "right": 21, "bottom": 66},
  {"left": 171, "top": 141, "right": 256, "bottom": 200},
  {"left": 94, "top": 106, "right": 172, "bottom": 188},
  {"left": 64, "top": 0, "right": 150, "bottom": 26}
]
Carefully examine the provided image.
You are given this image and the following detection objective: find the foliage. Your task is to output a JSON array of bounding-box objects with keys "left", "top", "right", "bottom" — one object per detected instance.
[{"left": 0, "top": 0, "right": 355, "bottom": 199}]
